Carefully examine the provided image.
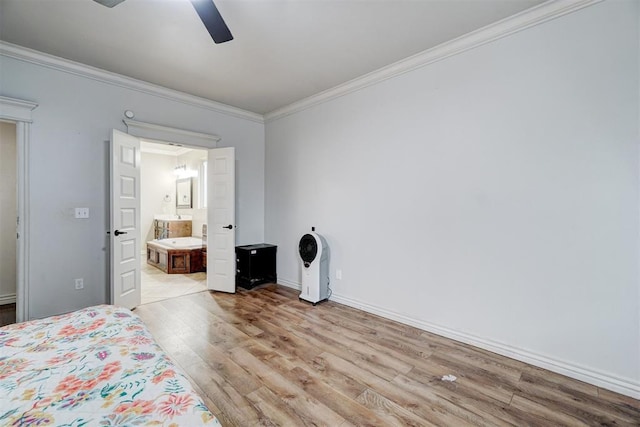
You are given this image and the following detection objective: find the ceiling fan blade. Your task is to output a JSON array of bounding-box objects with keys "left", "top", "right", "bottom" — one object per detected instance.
[
  {"left": 92, "top": 0, "right": 126, "bottom": 7},
  {"left": 189, "top": 0, "right": 233, "bottom": 44}
]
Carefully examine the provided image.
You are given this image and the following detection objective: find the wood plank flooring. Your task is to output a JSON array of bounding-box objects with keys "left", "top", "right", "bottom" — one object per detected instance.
[{"left": 134, "top": 285, "right": 640, "bottom": 426}]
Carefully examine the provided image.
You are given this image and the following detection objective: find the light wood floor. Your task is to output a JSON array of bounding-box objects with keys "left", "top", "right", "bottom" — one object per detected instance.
[{"left": 134, "top": 285, "right": 640, "bottom": 427}]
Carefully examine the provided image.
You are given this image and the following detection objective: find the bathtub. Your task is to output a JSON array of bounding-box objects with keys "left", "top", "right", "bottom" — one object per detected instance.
[
  {"left": 155, "top": 237, "right": 204, "bottom": 249},
  {"left": 146, "top": 237, "right": 206, "bottom": 274}
]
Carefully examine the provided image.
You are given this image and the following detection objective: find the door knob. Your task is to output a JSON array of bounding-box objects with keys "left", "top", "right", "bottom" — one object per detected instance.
[
  {"left": 222, "top": 224, "right": 233, "bottom": 230},
  {"left": 114, "top": 230, "right": 128, "bottom": 236}
]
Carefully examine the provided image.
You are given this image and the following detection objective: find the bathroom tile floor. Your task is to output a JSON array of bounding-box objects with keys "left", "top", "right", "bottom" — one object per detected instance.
[{"left": 141, "top": 262, "right": 207, "bottom": 305}]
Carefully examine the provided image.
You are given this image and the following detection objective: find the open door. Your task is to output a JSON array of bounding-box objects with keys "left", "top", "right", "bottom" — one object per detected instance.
[
  {"left": 207, "top": 147, "right": 236, "bottom": 293},
  {"left": 110, "top": 129, "right": 141, "bottom": 309}
]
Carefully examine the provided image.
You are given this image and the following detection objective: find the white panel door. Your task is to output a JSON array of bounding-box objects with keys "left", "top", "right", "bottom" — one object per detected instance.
[
  {"left": 207, "top": 147, "right": 235, "bottom": 293},
  {"left": 110, "top": 129, "right": 141, "bottom": 309}
]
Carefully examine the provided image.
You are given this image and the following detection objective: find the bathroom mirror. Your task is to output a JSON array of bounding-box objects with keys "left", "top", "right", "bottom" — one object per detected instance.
[{"left": 176, "top": 178, "right": 192, "bottom": 208}]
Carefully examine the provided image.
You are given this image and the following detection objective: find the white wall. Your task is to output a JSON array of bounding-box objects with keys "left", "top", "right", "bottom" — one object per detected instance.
[
  {"left": 265, "top": 0, "right": 639, "bottom": 396},
  {"left": 176, "top": 149, "right": 208, "bottom": 237},
  {"left": 140, "top": 151, "right": 177, "bottom": 244},
  {"left": 0, "top": 121, "right": 17, "bottom": 305},
  {"left": 0, "top": 54, "right": 265, "bottom": 319}
]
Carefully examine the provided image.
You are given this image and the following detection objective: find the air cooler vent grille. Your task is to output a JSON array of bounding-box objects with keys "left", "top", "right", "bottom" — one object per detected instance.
[{"left": 299, "top": 234, "right": 318, "bottom": 265}]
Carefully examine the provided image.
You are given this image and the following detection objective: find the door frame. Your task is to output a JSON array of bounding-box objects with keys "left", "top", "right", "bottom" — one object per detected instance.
[
  {"left": 121, "top": 119, "right": 222, "bottom": 295},
  {"left": 124, "top": 119, "right": 220, "bottom": 149},
  {"left": 0, "top": 96, "right": 38, "bottom": 322}
]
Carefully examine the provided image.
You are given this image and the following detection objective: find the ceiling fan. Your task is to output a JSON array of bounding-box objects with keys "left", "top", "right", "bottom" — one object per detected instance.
[{"left": 92, "top": 0, "right": 233, "bottom": 44}]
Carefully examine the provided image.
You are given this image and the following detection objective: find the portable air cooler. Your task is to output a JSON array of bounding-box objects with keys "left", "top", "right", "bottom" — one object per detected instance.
[{"left": 298, "top": 227, "right": 329, "bottom": 305}]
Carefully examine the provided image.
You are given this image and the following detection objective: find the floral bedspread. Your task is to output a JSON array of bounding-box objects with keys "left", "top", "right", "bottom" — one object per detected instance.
[{"left": 0, "top": 305, "right": 221, "bottom": 427}]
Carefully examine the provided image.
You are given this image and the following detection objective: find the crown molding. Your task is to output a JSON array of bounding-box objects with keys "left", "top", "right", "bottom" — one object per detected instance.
[
  {"left": 0, "top": 41, "right": 264, "bottom": 124},
  {"left": 0, "top": 96, "right": 38, "bottom": 123},
  {"left": 1, "top": 0, "right": 601, "bottom": 126},
  {"left": 264, "top": 0, "right": 603, "bottom": 122}
]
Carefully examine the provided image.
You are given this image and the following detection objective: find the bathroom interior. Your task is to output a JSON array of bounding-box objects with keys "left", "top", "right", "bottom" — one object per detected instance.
[
  {"left": 0, "top": 121, "right": 17, "bottom": 316},
  {"left": 140, "top": 140, "right": 209, "bottom": 304}
]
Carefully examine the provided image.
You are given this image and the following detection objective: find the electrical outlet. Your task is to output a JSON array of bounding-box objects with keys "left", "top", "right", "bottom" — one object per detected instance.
[
  {"left": 75, "top": 278, "right": 84, "bottom": 290},
  {"left": 336, "top": 269, "right": 342, "bottom": 280},
  {"left": 74, "top": 208, "right": 90, "bottom": 219}
]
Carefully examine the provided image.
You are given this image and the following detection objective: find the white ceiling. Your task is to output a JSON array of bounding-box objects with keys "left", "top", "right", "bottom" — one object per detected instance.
[{"left": 0, "top": 0, "right": 544, "bottom": 115}]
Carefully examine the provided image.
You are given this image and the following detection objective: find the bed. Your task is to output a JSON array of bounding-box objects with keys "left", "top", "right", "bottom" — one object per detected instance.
[{"left": 0, "top": 305, "right": 221, "bottom": 426}]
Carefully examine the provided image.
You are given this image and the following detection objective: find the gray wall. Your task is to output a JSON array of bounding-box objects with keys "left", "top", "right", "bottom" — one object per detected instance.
[
  {"left": 265, "top": 1, "right": 639, "bottom": 393},
  {"left": 0, "top": 55, "right": 265, "bottom": 319}
]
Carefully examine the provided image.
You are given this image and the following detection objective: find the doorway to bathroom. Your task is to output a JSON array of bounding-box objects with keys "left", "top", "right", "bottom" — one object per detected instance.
[
  {"left": 139, "top": 140, "right": 209, "bottom": 304},
  {"left": 0, "top": 121, "right": 17, "bottom": 325}
]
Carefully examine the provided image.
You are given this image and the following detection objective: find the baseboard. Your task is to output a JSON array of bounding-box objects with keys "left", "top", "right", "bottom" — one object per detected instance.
[
  {"left": 277, "top": 279, "right": 639, "bottom": 399},
  {"left": 0, "top": 293, "right": 16, "bottom": 305},
  {"left": 277, "top": 278, "right": 301, "bottom": 291}
]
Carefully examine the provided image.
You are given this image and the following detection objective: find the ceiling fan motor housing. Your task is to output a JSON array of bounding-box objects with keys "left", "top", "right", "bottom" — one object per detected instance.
[{"left": 92, "top": 0, "right": 126, "bottom": 8}]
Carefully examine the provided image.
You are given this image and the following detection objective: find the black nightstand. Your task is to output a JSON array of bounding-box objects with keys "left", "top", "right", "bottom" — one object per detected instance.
[{"left": 235, "top": 244, "right": 277, "bottom": 289}]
